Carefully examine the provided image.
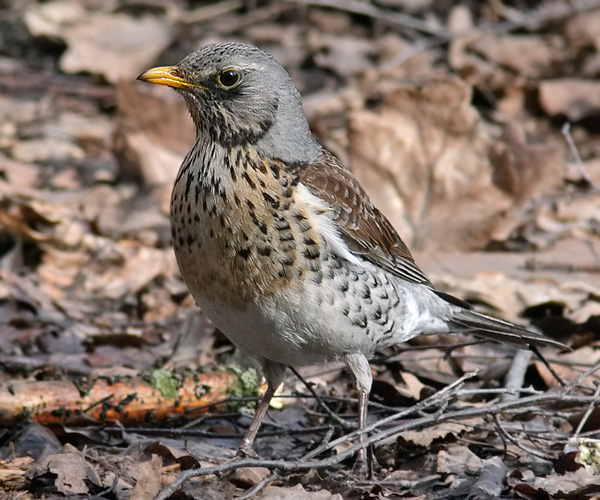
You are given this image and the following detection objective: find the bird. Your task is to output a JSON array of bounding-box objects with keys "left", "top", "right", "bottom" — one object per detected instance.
[{"left": 138, "top": 42, "right": 566, "bottom": 465}]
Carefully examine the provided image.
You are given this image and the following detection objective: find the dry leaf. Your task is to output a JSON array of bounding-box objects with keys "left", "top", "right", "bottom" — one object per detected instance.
[
  {"left": 437, "top": 446, "right": 484, "bottom": 475},
  {"left": 25, "top": 3, "right": 174, "bottom": 83},
  {"left": 349, "top": 77, "right": 514, "bottom": 251},
  {"left": 399, "top": 421, "right": 473, "bottom": 448},
  {"left": 539, "top": 79, "right": 600, "bottom": 120},
  {"left": 129, "top": 454, "right": 162, "bottom": 500},
  {"left": 469, "top": 34, "right": 561, "bottom": 78}
]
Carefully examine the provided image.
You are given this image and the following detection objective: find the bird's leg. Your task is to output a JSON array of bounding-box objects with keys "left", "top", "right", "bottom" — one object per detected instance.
[
  {"left": 354, "top": 391, "right": 369, "bottom": 472},
  {"left": 239, "top": 361, "right": 286, "bottom": 458},
  {"left": 239, "top": 382, "right": 277, "bottom": 458},
  {"left": 345, "top": 353, "right": 373, "bottom": 475}
]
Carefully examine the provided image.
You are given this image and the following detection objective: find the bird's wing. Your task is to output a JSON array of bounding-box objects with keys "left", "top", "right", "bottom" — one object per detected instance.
[{"left": 298, "top": 150, "right": 434, "bottom": 288}]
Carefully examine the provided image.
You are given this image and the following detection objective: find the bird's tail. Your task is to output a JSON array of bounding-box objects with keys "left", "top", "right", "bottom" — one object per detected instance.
[{"left": 449, "top": 308, "right": 567, "bottom": 351}]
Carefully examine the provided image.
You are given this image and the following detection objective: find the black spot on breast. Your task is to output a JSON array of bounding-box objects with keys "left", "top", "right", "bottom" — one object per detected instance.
[
  {"left": 225, "top": 156, "right": 236, "bottom": 181},
  {"left": 269, "top": 163, "right": 280, "bottom": 179},
  {"left": 372, "top": 307, "right": 382, "bottom": 320},
  {"left": 238, "top": 246, "right": 252, "bottom": 259},
  {"left": 256, "top": 160, "right": 267, "bottom": 174},
  {"left": 243, "top": 172, "right": 256, "bottom": 189},
  {"left": 263, "top": 192, "right": 279, "bottom": 209},
  {"left": 279, "top": 229, "right": 294, "bottom": 242},
  {"left": 303, "top": 245, "right": 320, "bottom": 260},
  {"left": 275, "top": 219, "right": 290, "bottom": 231},
  {"left": 351, "top": 313, "right": 368, "bottom": 329},
  {"left": 258, "top": 246, "right": 271, "bottom": 256}
]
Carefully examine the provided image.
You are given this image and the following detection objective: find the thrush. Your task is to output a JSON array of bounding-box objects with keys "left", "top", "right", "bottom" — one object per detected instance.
[{"left": 138, "top": 43, "right": 565, "bottom": 463}]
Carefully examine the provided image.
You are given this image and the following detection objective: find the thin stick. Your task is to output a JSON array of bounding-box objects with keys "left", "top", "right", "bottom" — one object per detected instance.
[
  {"left": 572, "top": 383, "right": 600, "bottom": 439},
  {"left": 562, "top": 122, "right": 600, "bottom": 192},
  {"left": 502, "top": 349, "right": 533, "bottom": 403},
  {"left": 155, "top": 393, "right": 600, "bottom": 500},
  {"left": 290, "top": 366, "right": 354, "bottom": 430}
]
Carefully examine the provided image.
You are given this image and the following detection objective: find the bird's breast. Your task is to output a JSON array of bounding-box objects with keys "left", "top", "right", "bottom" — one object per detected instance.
[{"left": 169, "top": 145, "right": 333, "bottom": 308}]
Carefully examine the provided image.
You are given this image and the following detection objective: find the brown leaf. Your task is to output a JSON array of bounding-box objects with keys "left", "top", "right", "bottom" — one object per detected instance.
[
  {"left": 259, "top": 483, "right": 343, "bottom": 499},
  {"left": 129, "top": 454, "right": 162, "bottom": 500},
  {"left": 37, "top": 8, "right": 173, "bottom": 84},
  {"left": 469, "top": 34, "right": 562, "bottom": 79},
  {"left": 437, "top": 446, "right": 484, "bottom": 475},
  {"left": 399, "top": 420, "right": 474, "bottom": 448},
  {"left": 539, "top": 79, "right": 600, "bottom": 121},
  {"left": 349, "top": 78, "right": 515, "bottom": 251},
  {"left": 29, "top": 452, "right": 91, "bottom": 495},
  {"left": 489, "top": 122, "right": 564, "bottom": 202},
  {"left": 527, "top": 468, "right": 600, "bottom": 497}
]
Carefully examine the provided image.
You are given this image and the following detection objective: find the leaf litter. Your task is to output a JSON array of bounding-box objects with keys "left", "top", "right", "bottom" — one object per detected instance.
[{"left": 1, "top": 0, "right": 600, "bottom": 499}]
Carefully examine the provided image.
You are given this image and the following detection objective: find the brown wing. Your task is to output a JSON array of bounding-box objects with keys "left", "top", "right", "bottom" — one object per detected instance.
[{"left": 298, "top": 151, "right": 434, "bottom": 288}]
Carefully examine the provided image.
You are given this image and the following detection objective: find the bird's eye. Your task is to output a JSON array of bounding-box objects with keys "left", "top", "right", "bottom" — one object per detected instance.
[{"left": 218, "top": 69, "right": 241, "bottom": 88}]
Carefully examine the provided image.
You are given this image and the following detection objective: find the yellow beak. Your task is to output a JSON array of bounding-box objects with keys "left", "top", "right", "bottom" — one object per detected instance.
[{"left": 137, "top": 66, "right": 205, "bottom": 90}]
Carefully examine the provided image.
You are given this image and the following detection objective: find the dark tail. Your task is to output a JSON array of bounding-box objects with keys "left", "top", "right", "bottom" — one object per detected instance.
[{"left": 449, "top": 308, "right": 568, "bottom": 351}]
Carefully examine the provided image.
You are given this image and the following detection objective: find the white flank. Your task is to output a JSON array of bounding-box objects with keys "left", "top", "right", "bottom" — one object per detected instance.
[{"left": 295, "top": 182, "right": 364, "bottom": 267}]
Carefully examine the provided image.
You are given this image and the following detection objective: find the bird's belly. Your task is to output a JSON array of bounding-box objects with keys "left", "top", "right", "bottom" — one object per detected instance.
[{"left": 176, "top": 238, "right": 422, "bottom": 366}]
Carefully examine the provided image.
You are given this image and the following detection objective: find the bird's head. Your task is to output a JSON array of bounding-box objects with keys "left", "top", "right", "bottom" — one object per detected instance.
[{"left": 138, "top": 42, "right": 321, "bottom": 163}]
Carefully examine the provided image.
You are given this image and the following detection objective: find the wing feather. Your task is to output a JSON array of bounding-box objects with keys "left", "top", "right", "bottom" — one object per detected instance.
[{"left": 298, "top": 151, "right": 433, "bottom": 287}]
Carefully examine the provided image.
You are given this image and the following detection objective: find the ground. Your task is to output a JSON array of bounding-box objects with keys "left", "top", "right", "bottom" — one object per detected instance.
[{"left": 1, "top": 1, "right": 600, "bottom": 499}]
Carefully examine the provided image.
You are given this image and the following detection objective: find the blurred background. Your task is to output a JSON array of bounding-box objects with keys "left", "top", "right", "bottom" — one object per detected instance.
[{"left": 1, "top": 0, "right": 600, "bottom": 498}]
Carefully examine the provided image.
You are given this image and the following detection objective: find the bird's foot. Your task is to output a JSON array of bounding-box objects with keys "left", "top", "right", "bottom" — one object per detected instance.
[{"left": 351, "top": 449, "right": 369, "bottom": 479}]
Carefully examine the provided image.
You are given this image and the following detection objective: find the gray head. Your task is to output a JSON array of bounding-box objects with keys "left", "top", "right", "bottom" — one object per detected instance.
[{"left": 138, "top": 42, "right": 321, "bottom": 163}]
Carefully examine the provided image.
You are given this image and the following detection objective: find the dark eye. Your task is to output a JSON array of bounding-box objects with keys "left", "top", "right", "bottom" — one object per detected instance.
[{"left": 218, "top": 69, "right": 241, "bottom": 88}]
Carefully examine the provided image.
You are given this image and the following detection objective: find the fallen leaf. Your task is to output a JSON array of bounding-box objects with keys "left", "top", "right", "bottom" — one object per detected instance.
[
  {"left": 539, "top": 79, "right": 600, "bottom": 120},
  {"left": 29, "top": 452, "right": 91, "bottom": 495},
  {"left": 349, "top": 77, "right": 513, "bottom": 251},
  {"left": 129, "top": 454, "right": 162, "bottom": 500},
  {"left": 258, "top": 483, "right": 343, "bottom": 499},
  {"left": 61, "top": 13, "right": 173, "bottom": 83},
  {"left": 437, "top": 446, "right": 484, "bottom": 475}
]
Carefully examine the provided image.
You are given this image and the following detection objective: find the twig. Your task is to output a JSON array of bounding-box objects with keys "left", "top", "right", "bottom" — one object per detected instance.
[
  {"left": 181, "top": 0, "right": 244, "bottom": 24},
  {"left": 282, "top": 0, "right": 450, "bottom": 37},
  {"left": 302, "top": 426, "right": 335, "bottom": 461},
  {"left": 562, "top": 122, "right": 600, "bottom": 192},
  {"left": 563, "top": 360, "right": 600, "bottom": 392},
  {"left": 572, "top": 383, "right": 600, "bottom": 439},
  {"left": 530, "top": 345, "right": 567, "bottom": 387},
  {"left": 301, "top": 370, "right": 479, "bottom": 460},
  {"left": 238, "top": 471, "right": 280, "bottom": 500},
  {"left": 155, "top": 392, "right": 600, "bottom": 500},
  {"left": 290, "top": 366, "right": 354, "bottom": 430},
  {"left": 501, "top": 350, "right": 533, "bottom": 403},
  {"left": 492, "top": 414, "right": 553, "bottom": 461}
]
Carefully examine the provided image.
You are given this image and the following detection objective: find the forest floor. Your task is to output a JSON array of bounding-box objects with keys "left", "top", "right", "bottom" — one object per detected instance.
[{"left": 1, "top": 1, "right": 600, "bottom": 498}]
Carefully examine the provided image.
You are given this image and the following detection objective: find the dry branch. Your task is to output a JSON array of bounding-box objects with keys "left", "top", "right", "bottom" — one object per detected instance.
[{"left": 0, "top": 370, "right": 240, "bottom": 426}]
